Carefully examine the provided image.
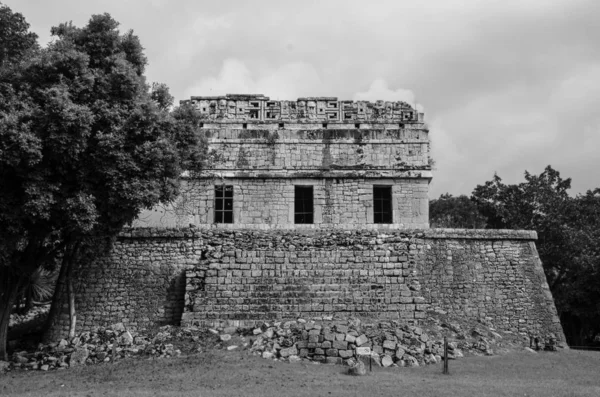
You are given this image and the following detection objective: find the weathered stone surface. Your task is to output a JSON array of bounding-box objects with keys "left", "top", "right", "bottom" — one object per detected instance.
[
  {"left": 219, "top": 334, "right": 231, "bottom": 342},
  {"left": 223, "top": 327, "right": 237, "bottom": 335},
  {"left": 279, "top": 345, "right": 298, "bottom": 358},
  {"left": 339, "top": 350, "right": 353, "bottom": 359},
  {"left": 332, "top": 340, "right": 347, "bottom": 350},
  {"left": 396, "top": 347, "right": 406, "bottom": 359},
  {"left": 111, "top": 323, "right": 126, "bottom": 333},
  {"left": 355, "top": 346, "right": 371, "bottom": 356},
  {"left": 47, "top": 229, "right": 564, "bottom": 345},
  {"left": 404, "top": 355, "right": 419, "bottom": 367},
  {"left": 56, "top": 339, "right": 68, "bottom": 351},
  {"left": 383, "top": 340, "right": 396, "bottom": 350},
  {"left": 348, "top": 360, "right": 367, "bottom": 376},
  {"left": 325, "top": 357, "right": 341, "bottom": 365},
  {"left": 355, "top": 335, "right": 369, "bottom": 347},
  {"left": 69, "top": 347, "right": 89, "bottom": 367},
  {"left": 119, "top": 331, "right": 134, "bottom": 346},
  {"left": 381, "top": 355, "right": 394, "bottom": 367}
]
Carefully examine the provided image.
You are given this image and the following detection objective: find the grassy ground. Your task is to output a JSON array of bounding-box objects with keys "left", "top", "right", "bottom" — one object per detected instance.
[{"left": 2, "top": 349, "right": 599, "bottom": 397}]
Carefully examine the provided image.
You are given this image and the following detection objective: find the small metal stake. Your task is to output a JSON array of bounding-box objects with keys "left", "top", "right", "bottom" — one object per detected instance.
[
  {"left": 369, "top": 354, "right": 372, "bottom": 372},
  {"left": 443, "top": 337, "right": 449, "bottom": 375}
]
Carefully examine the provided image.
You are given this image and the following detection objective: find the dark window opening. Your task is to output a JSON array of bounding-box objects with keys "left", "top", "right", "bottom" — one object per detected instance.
[
  {"left": 355, "top": 123, "right": 360, "bottom": 129},
  {"left": 373, "top": 186, "right": 392, "bottom": 224},
  {"left": 322, "top": 123, "right": 328, "bottom": 128},
  {"left": 278, "top": 123, "right": 285, "bottom": 129},
  {"left": 344, "top": 113, "right": 352, "bottom": 119},
  {"left": 249, "top": 109, "right": 259, "bottom": 119},
  {"left": 398, "top": 123, "right": 404, "bottom": 129},
  {"left": 198, "top": 123, "right": 204, "bottom": 128},
  {"left": 214, "top": 185, "right": 234, "bottom": 224},
  {"left": 242, "top": 123, "right": 248, "bottom": 129},
  {"left": 294, "top": 186, "right": 314, "bottom": 224}
]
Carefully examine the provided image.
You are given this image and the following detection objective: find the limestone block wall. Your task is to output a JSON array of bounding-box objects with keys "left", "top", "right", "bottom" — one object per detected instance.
[
  {"left": 47, "top": 229, "right": 565, "bottom": 342},
  {"left": 418, "top": 230, "right": 562, "bottom": 337},
  {"left": 135, "top": 178, "right": 429, "bottom": 229},
  {"left": 44, "top": 235, "right": 200, "bottom": 341},
  {"left": 202, "top": 128, "right": 430, "bottom": 173}
]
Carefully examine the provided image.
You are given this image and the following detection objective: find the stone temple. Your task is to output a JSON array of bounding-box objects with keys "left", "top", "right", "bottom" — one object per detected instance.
[
  {"left": 48, "top": 94, "right": 565, "bottom": 345},
  {"left": 135, "top": 94, "right": 430, "bottom": 229}
]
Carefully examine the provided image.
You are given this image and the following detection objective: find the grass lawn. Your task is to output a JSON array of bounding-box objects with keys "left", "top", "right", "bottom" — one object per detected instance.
[{"left": 1, "top": 349, "right": 599, "bottom": 397}]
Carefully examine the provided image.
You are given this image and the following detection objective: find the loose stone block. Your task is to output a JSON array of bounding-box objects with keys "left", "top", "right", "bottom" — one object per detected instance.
[
  {"left": 339, "top": 350, "right": 354, "bottom": 359},
  {"left": 383, "top": 340, "right": 396, "bottom": 350},
  {"left": 326, "top": 349, "right": 338, "bottom": 357},
  {"left": 355, "top": 335, "right": 369, "bottom": 347},
  {"left": 333, "top": 340, "right": 348, "bottom": 350}
]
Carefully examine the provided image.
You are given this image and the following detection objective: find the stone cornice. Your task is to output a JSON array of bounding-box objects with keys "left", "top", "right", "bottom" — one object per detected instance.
[{"left": 117, "top": 227, "right": 537, "bottom": 242}]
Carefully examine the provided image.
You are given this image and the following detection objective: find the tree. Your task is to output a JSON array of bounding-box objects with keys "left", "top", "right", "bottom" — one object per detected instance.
[
  {"left": 472, "top": 166, "right": 575, "bottom": 288},
  {"left": 472, "top": 166, "right": 600, "bottom": 345},
  {"left": 0, "top": 8, "right": 204, "bottom": 359},
  {"left": 554, "top": 189, "right": 600, "bottom": 345},
  {"left": 429, "top": 193, "right": 487, "bottom": 228},
  {"left": 0, "top": 2, "right": 38, "bottom": 66}
]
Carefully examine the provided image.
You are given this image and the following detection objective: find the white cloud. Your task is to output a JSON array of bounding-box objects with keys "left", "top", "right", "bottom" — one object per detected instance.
[
  {"left": 183, "top": 58, "right": 323, "bottom": 100},
  {"left": 353, "top": 79, "right": 424, "bottom": 111},
  {"left": 192, "top": 15, "right": 232, "bottom": 32}
]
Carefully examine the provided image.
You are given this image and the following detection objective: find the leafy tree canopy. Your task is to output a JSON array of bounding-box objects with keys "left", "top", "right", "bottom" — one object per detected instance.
[
  {"left": 0, "top": 6, "right": 204, "bottom": 359},
  {"left": 429, "top": 193, "right": 487, "bottom": 229},
  {"left": 0, "top": 3, "right": 38, "bottom": 66}
]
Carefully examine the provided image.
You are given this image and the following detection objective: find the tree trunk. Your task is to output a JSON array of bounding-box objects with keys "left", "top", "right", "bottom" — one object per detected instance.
[
  {"left": 0, "top": 276, "right": 21, "bottom": 361},
  {"left": 44, "top": 241, "right": 80, "bottom": 342},
  {"left": 43, "top": 252, "right": 70, "bottom": 343},
  {"left": 67, "top": 260, "right": 76, "bottom": 339}
]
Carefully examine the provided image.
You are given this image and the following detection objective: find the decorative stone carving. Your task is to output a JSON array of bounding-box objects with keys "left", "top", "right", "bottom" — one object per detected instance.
[{"left": 184, "top": 94, "right": 419, "bottom": 123}]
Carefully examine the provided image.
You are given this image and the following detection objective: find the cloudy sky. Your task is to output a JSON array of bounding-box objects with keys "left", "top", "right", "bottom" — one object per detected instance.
[{"left": 7, "top": 0, "right": 600, "bottom": 198}]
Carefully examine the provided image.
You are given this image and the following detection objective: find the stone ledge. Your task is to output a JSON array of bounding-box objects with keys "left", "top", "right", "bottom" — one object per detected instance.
[
  {"left": 187, "top": 170, "right": 433, "bottom": 179},
  {"left": 117, "top": 227, "right": 537, "bottom": 241}
]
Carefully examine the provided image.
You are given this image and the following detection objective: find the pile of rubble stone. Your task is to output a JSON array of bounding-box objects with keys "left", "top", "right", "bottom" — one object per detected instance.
[
  {"left": 4, "top": 323, "right": 216, "bottom": 372},
  {"left": 1, "top": 314, "right": 562, "bottom": 374},
  {"left": 236, "top": 315, "right": 562, "bottom": 366},
  {"left": 242, "top": 318, "right": 459, "bottom": 367}
]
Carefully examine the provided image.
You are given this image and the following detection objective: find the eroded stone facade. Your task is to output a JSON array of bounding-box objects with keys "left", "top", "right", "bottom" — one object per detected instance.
[
  {"left": 46, "top": 229, "right": 564, "bottom": 342},
  {"left": 135, "top": 94, "right": 431, "bottom": 229}
]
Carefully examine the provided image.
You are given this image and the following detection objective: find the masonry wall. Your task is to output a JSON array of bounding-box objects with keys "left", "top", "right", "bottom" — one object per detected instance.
[
  {"left": 136, "top": 178, "right": 429, "bottom": 229},
  {"left": 202, "top": 128, "right": 430, "bottom": 173},
  {"left": 47, "top": 229, "right": 565, "bottom": 342}
]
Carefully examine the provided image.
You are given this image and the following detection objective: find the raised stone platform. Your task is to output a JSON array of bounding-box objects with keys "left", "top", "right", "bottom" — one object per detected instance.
[{"left": 46, "top": 228, "right": 564, "bottom": 343}]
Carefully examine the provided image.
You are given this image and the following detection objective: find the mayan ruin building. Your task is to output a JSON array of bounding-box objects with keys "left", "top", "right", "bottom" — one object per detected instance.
[
  {"left": 47, "top": 94, "right": 565, "bottom": 346},
  {"left": 135, "top": 94, "right": 430, "bottom": 229}
]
